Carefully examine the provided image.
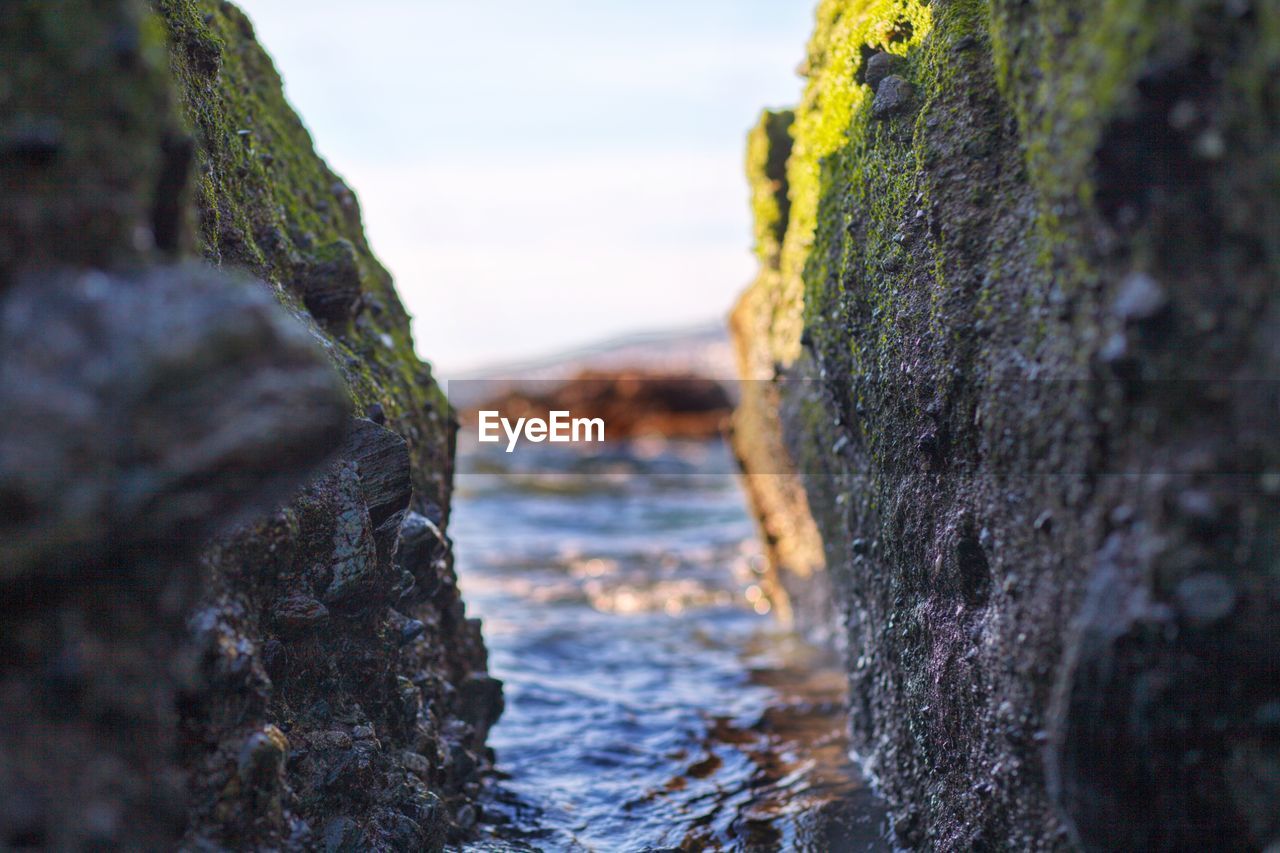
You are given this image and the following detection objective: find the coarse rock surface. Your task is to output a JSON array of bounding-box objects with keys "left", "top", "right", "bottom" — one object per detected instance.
[
  {"left": 0, "top": 1, "right": 499, "bottom": 849},
  {"left": 732, "top": 0, "right": 1280, "bottom": 849}
]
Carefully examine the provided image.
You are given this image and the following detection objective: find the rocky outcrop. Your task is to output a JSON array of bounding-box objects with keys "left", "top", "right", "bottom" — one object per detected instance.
[
  {"left": 0, "top": 1, "right": 497, "bottom": 849},
  {"left": 464, "top": 371, "right": 734, "bottom": 441},
  {"left": 733, "top": 1, "right": 1280, "bottom": 849}
]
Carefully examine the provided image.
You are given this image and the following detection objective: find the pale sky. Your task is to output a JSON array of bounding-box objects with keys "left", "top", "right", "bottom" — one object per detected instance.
[{"left": 235, "top": 1, "right": 813, "bottom": 375}]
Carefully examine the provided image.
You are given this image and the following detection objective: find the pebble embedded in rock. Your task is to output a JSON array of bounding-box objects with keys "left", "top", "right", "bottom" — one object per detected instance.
[
  {"left": 321, "top": 816, "right": 363, "bottom": 852},
  {"left": 453, "top": 803, "right": 477, "bottom": 832},
  {"left": 1175, "top": 489, "right": 1219, "bottom": 525},
  {"left": 273, "top": 594, "right": 330, "bottom": 633},
  {"left": 322, "top": 463, "right": 380, "bottom": 605},
  {"left": 400, "top": 619, "right": 426, "bottom": 645},
  {"left": 1112, "top": 272, "right": 1167, "bottom": 322},
  {"left": 396, "top": 511, "right": 448, "bottom": 598},
  {"left": 1175, "top": 572, "right": 1237, "bottom": 628},
  {"left": 299, "top": 239, "right": 364, "bottom": 323},
  {"left": 873, "top": 75, "right": 914, "bottom": 119},
  {"left": 401, "top": 750, "right": 432, "bottom": 779},
  {"left": 237, "top": 725, "right": 289, "bottom": 788},
  {"left": 1098, "top": 331, "right": 1129, "bottom": 364},
  {"left": 864, "top": 52, "right": 903, "bottom": 90},
  {"left": 310, "top": 730, "right": 353, "bottom": 751}
]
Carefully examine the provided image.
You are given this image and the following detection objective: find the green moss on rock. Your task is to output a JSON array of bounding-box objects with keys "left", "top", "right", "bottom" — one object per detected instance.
[
  {"left": 1, "top": 1, "right": 491, "bottom": 849},
  {"left": 735, "top": 0, "right": 1280, "bottom": 848},
  {"left": 0, "top": 0, "right": 182, "bottom": 276},
  {"left": 153, "top": 0, "right": 453, "bottom": 517}
]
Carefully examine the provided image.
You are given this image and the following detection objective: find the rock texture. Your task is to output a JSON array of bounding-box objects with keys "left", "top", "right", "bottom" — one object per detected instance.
[
  {"left": 733, "top": 1, "right": 1280, "bottom": 849},
  {"left": 0, "top": 1, "right": 498, "bottom": 849}
]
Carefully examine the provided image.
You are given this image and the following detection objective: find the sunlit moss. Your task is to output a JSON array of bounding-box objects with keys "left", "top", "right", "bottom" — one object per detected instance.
[
  {"left": 154, "top": 0, "right": 454, "bottom": 509},
  {"left": 747, "top": 109, "right": 795, "bottom": 268},
  {"left": 770, "top": 0, "right": 934, "bottom": 364}
]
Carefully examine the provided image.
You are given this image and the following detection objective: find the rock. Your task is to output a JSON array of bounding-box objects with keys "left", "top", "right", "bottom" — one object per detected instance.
[
  {"left": 0, "top": 264, "right": 351, "bottom": 579},
  {"left": 340, "top": 418, "right": 412, "bottom": 530},
  {"left": 321, "top": 816, "right": 363, "bottom": 853},
  {"left": 400, "top": 619, "right": 426, "bottom": 645},
  {"left": 396, "top": 511, "right": 448, "bottom": 597},
  {"left": 401, "top": 750, "right": 432, "bottom": 779},
  {"left": 1112, "top": 272, "right": 1167, "bottom": 322},
  {"left": 733, "top": 3, "right": 1280, "bottom": 849},
  {"left": 1098, "top": 330, "right": 1129, "bottom": 364},
  {"left": 273, "top": 594, "right": 330, "bottom": 633},
  {"left": 1, "top": 3, "right": 497, "bottom": 850},
  {"left": 872, "top": 75, "right": 914, "bottom": 119},
  {"left": 1175, "top": 488, "right": 1218, "bottom": 521},
  {"left": 321, "top": 464, "right": 381, "bottom": 606},
  {"left": 396, "top": 676, "right": 423, "bottom": 720},
  {"left": 1175, "top": 573, "right": 1236, "bottom": 628},
  {"left": 237, "top": 725, "right": 289, "bottom": 789},
  {"left": 452, "top": 803, "right": 477, "bottom": 832},
  {"left": 465, "top": 370, "right": 733, "bottom": 441},
  {"left": 300, "top": 239, "right": 364, "bottom": 323},
  {"left": 864, "top": 51, "right": 903, "bottom": 90},
  {"left": 310, "top": 730, "right": 353, "bottom": 751},
  {"left": 457, "top": 674, "right": 505, "bottom": 741}
]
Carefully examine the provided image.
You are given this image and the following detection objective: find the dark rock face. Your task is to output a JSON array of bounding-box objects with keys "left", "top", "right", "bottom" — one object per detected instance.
[
  {"left": 734, "top": 1, "right": 1280, "bottom": 849},
  {"left": 0, "top": 0, "right": 497, "bottom": 850},
  {"left": 0, "top": 265, "right": 351, "bottom": 577}
]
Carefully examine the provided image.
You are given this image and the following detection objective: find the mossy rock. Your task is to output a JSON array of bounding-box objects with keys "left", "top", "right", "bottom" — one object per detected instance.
[
  {"left": 0, "top": 1, "right": 491, "bottom": 849},
  {"left": 734, "top": 0, "right": 1280, "bottom": 848}
]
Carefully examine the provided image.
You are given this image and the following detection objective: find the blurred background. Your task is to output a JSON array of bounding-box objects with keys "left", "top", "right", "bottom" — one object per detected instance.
[{"left": 237, "top": 0, "right": 813, "bottom": 376}]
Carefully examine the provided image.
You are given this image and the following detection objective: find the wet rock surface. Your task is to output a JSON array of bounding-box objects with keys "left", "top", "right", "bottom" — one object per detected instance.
[
  {"left": 734, "top": 1, "right": 1280, "bottom": 849},
  {"left": 0, "top": 1, "right": 497, "bottom": 849}
]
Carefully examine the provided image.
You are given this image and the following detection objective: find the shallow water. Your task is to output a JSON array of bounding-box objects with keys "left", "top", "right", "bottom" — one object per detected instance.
[{"left": 450, "top": 438, "right": 889, "bottom": 852}]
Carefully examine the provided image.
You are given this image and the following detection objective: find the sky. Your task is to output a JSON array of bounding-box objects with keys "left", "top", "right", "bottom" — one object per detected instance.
[{"left": 236, "top": 0, "right": 814, "bottom": 375}]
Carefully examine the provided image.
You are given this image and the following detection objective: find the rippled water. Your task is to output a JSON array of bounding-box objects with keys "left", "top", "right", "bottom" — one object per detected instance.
[{"left": 449, "top": 438, "right": 889, "bottom": 852}]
